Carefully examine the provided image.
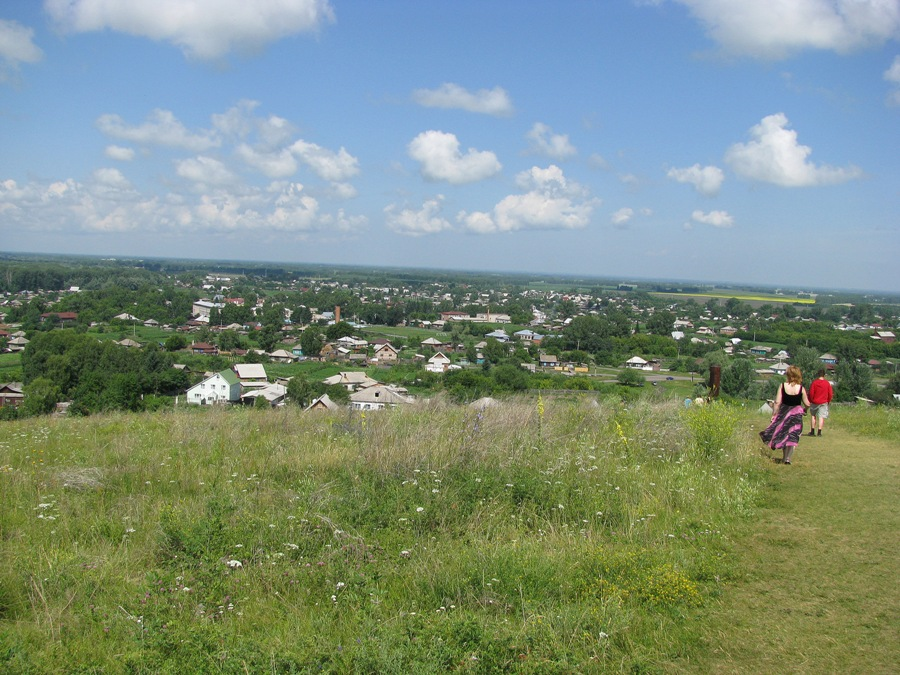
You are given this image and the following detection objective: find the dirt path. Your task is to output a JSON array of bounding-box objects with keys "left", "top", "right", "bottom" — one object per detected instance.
[{"left": 680, "top": 424, "right": 900, "bottom": 674}]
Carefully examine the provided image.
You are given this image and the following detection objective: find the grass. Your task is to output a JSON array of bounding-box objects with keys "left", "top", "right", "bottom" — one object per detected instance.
[
  {"left": 680, "top": 405, "right": 900, "bottom": 673},
  {"left": 0, "top": 396, "right": 763, "bottom": 673},
  {"left": 0, "top": 352, "right": 22, "bottom": 381}
]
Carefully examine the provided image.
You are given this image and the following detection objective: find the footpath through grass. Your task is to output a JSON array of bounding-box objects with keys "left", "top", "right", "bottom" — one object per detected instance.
[{"left": 679, "top": 407, "right": 900, "bottom": 674}]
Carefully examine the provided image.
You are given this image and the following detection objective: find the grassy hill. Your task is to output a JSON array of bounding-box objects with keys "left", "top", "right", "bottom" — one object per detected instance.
[{"left": 1, "top": 398, "right": 895, "bottom": 672}]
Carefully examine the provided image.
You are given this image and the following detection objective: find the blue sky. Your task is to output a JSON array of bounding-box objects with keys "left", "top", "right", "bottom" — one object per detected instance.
[{"left": 1, "top": 1, "right": 898, "bottom": 292}]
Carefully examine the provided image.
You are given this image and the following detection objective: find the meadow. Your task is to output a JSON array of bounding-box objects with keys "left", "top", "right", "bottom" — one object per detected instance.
[{"left": 0, "top": 396, "right": 768, "bottom": 673}]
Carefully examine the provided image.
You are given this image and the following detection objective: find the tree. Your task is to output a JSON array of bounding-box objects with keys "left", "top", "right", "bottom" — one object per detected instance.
[
  {"left": 721, "top": 358, "right": 755, "bottom": 398},
  {"left": 300, "top": 326, "right": 324, "bottom": 358},
  {"left": 326, "top": 321, "right": 354, "bottom": 340},
  {"left": 258, "top": 324, "right": 281, "bottom": 353},
  {"left": 617, "top": 368, "right": 645, "bottom": 387},
  {"left": 165, "top": 334, "right": 187, "bottom": 352},
  {"left": 286, "top": 375, "right": 315, "bottom": 407},
  {"left": 834, "top": 360, "right": 875, "bottom": 401},
  {"left": 21, "top": 377, "right": 61, "bottom": 417},
  {"left": 646, "top": 310, "right": 675, "bottom": 337}
]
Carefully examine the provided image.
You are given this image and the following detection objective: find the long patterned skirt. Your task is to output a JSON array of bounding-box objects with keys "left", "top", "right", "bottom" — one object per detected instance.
[{"left": 759, "top": 405, "right": 805, "bottom": 452}]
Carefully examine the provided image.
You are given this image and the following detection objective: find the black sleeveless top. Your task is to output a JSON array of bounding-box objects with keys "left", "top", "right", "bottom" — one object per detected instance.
[{"left": 781, "top": 384, "right": 804, "bottom": 407}]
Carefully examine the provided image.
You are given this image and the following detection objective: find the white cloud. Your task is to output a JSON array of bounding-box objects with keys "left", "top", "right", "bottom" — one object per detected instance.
[
  {"left": 236, "top": 144, "right": 298, "bottom": 178},
  {"left": 725, "top": 113, "right": 862, "bottom": 186},
  {"left": 666, "top": 163, "right": 725, "bottom": 196},
  {"left": 691, "top": 209, "right": 734, "bottom": 228},
  {"left": 0, "top": 19, "right": 43, "bottom": 80},
  {"left": 176, "top": 156, "right": 238, "bottom": 186},
  {"left": 412, "top": 83, "right": 514, "bottom": 116},
  {"left": 459, "top": 165, "right": 597, "bottom": 234},
  {"left": 611, "top": 207, "right": 634, "bottom": 228},
  {"left": 44, "top": 0, "right": 335, "bottom": 60},
  {"left": 526, "top": 122, "right": 577, "bottom": 160},
  {"left": 670, "top": 0, "right": 900, "bottom": 58},
  {"left": 97, "top": 109, "right": 220, "bottom": 151},
  {"left": 408, "top": 130, "right": 502, "bottom": 184},
  {"left": 105, "top": 145, "right": 135, "bottom": 161},
  {"left": 385, "top": 196, "right": 453, "bottom": 236},
  {"left": 290, "top": 140, "right": 360, "bottom": 182},
  {"left": 885, "top": 55, "right": 900, "bottom": 106},
  {"left": 0, "top": 174, "right": 364, "bottom": 236}
]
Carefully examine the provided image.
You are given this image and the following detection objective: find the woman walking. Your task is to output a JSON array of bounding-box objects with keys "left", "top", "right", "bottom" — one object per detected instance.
[{"left": 760, "top": 365, "right": 811, "bottom": 465}]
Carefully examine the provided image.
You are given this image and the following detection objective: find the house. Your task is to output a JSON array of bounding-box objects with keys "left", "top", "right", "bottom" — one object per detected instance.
[
  {"left": 143, "top": 319, "right": 160, "bottom": 327},
  {"left": 750, "top": 346, "right": 773, "bottom": 356},
  {"left": 426, "top": 352, "right": 452, "bottom": 373},
  {"left": 40, "top": 312, "right": 78, "bottom": 326},
  {"left": 241, "top": 383, "right": 287, "bottom": 407},
  {"left": 113, "top": 313, "right": 140, "bottom": 321},
  {"left": 420, "top": 337, "right": 446, "bottom": 352},
  {"left": 373, "top": 342, "right": 399, "bottom": 364},
  {"left": 719, "top": 326, "right": 737, "bottom": 336},
  {"left": 819, "top": 353, "right": 838, "bottom": 366},
  {"left": 873, "top": 331, "right": 896, "bottom": 343},
  {"left": 191, "top": 342, "right": 219, "bottom": 355},
  {"left": 485, "top": 329, "right": 510, "bottom": 342},
  {"left": 322, "top": 371, "right": 380, "bottom": 391},
  {"left": 337, "top": 336, "right": 368, "bottom": 352},
  {"left": 514, "top": 329, "right": 543, "bottom": 344},
  {"left": 349, "top": 385, "right": 413, "bottom": 410},
  {"left": 696, "top": 326, "right": 716, "bottom": 336},
  {"left": 192, "top": 299, "right": 224, "bottom": 318},
  {"left": 538, "top": 353, "right": 559, "bottom": 368},
  {"left": 625, "top": 356, "right": 660, "bottom": 371},
  {"left": 7, "top": 336, "right": 29, "bottom": 352},
  {"left": 117, "top": 338, "right": 142, "bottom": 348},
  {"left": 185, "top": 369, "right": 241, "bottom": 405},
  {"left": 268, "top": 349, "right": 296, "bottom": 364},
  {"left": 770, "top": 362, "right": 789, "bottom": 376},
  {"left": 0, "top": 382, "right": 24, "bottom": 408},
  {"left": 305, "top": 394, "right": 342, "bottom": 412},
  {"left": 233, "top": 363, "right": 268, "bottom": 388},
  {"left": 671, "top": 331, "right": 685, "bottom": 341}
]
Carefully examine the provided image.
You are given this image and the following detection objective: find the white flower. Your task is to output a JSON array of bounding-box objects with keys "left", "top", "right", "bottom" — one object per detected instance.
[
  {"left": 416, "top": 507, "right": 424, "bottom": 513},
  {"left": 226, "top": 559, "right": 243, "bottom": 569},
  {"left": 336, "top": 582, "right": 346, "bottom": 590},
  {"left": 399, "top": 550, "right": 411, "bottom": 558}
]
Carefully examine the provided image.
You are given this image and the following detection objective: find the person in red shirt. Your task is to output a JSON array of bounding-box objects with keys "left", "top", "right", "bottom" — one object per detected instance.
[{"left": 808, "top": 368, "right": 833, "bottom": 437}]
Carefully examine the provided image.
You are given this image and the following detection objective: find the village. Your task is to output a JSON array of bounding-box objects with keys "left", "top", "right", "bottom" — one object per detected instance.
[{"left": 1, "top": 260, "right": 898, "bottom": 416}]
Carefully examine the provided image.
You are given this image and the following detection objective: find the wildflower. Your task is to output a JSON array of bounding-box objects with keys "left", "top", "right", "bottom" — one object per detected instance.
[
  {"left": 226, "top": 560, "right": 243, "bottom": 569},
  {"left": 399, "top": 550, "right": 411, "bottom": 559},
  {"left": 416, "top": 507, "right": 424, "bottom": 513},
  {"left": 336, "top": 582, "right": 346, "bottom": 590}
]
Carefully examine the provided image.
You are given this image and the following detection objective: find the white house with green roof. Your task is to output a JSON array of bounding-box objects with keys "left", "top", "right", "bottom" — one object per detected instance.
[{"left": 186, "top": 369, "right": 241, "bottom": 405}]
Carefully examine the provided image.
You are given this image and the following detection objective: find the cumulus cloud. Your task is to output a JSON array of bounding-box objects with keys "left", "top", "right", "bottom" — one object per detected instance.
[
  {"left": 176, "top": 156, "right": 238, "bottom": 186},
  {"left": 236, "top": 144, "right": 298, "bottom": 178},
  {"left": 526, "top": 122, "right": 577, "bottom": 160},
  {"left": 458, "top": 165, "right": 597, "bottom": 234},
  {"left": 97, "top": 109, "right": 220, "bottom": 151},
  {"left": 105, "top": 145, "right": 135, "bottom": 161},
  {"left": 408, "top": 130, "right": 502, "bottom": 184},
  {"left": 885, "top": 55, "right": 900, "bottom": 106},
  {"left": 290, "top": 140, "right": 360, "bottom": 182},
  {"left": 725, "top": 113, "right": 862, "bottom": 186},
  {"left": 412, "top": 83, "right": 514, "bottom": 116},
  {"left": 0, "top": 19, "right": 43, "bottom": 80},
  {"left": 44, "top": 0, "right": 335, "bottom": 60},
  {"left": 669, "top": 0, "right": 900, "bottom": 59},
  {"left": 611, "top": 207, "right": 635, "bottom": 228},
  {"left": 689, "top": 209, "right": 734, "bottom": 228},
  {"left": 666, "top": 163, "right": 725, "bottom": 196},
  {"left": 384, "top": 196, "right": 453, "bottom": 237}
]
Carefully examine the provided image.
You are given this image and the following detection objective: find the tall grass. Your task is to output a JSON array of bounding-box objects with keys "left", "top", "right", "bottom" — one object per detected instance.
[{"left": 0, "top": 396, "right": 764, "bottom": 672}]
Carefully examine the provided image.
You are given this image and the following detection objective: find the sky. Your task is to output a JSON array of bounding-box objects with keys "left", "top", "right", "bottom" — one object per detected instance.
[{"left": 1, "top": 1, "right": 898, "bottom": 293}]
